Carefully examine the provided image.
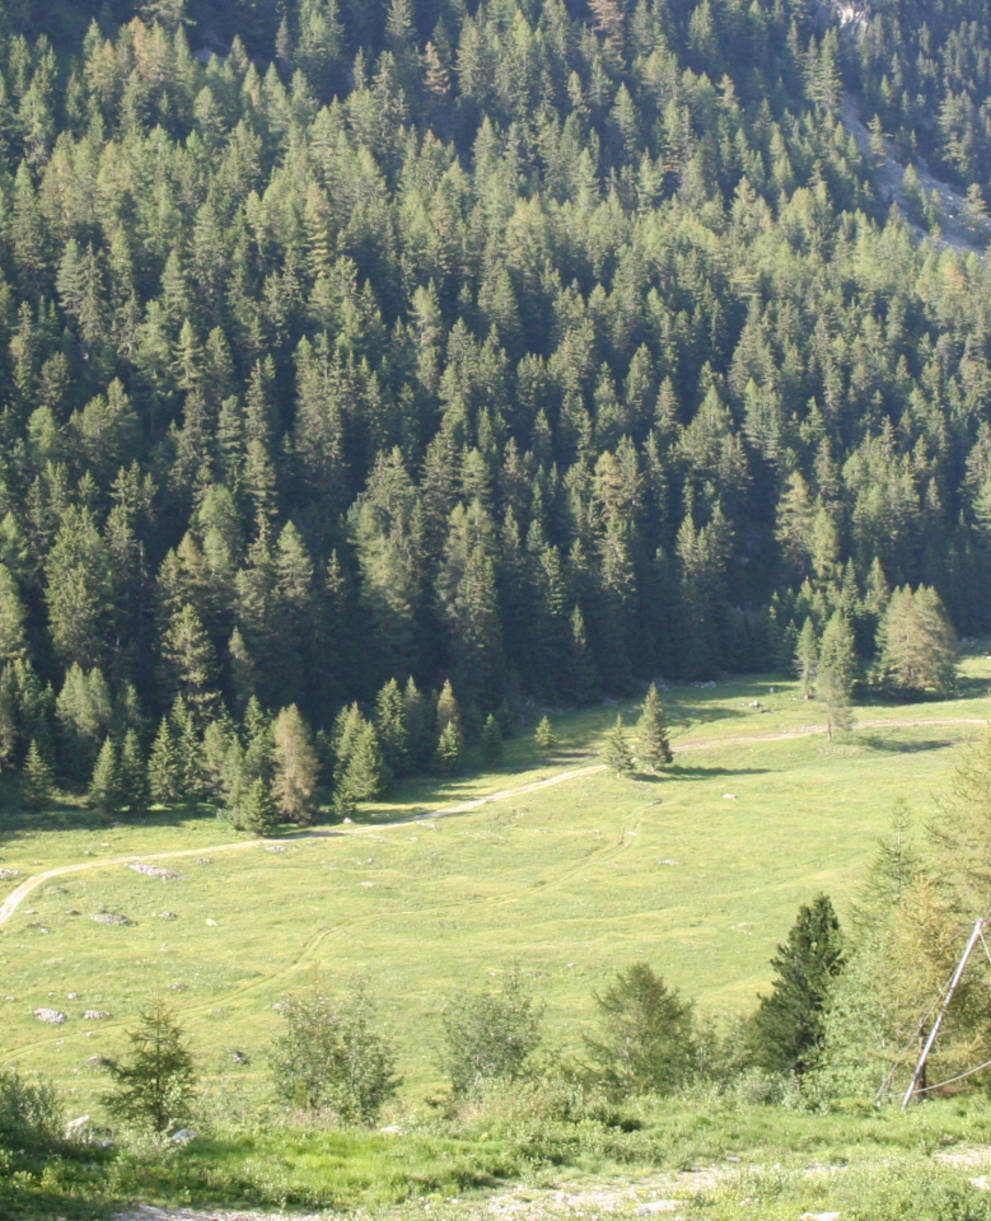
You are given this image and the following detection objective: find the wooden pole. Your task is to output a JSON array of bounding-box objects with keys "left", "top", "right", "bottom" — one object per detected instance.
[{"left": 901, "top": 918, "right": 984, "bottom": 1109}]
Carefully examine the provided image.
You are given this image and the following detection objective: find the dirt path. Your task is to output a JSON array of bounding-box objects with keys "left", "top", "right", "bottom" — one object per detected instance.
[{"left": 1, "top": 715, "right": 985, "bottom": 931}]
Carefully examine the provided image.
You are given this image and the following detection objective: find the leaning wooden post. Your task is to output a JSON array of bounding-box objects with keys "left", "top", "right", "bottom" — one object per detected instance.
[{"left": 901, "top": 918, "right": 984, "bottom": 1109}]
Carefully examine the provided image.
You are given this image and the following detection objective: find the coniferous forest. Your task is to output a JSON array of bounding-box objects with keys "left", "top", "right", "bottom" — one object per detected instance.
[{"left": 0, "top": 0, "right": 988, "bottom": 812}]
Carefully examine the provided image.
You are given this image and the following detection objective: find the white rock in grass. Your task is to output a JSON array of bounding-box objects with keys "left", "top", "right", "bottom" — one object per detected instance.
[{"left": 34, "top": 1008, "right": 67, "bottom": 1024}]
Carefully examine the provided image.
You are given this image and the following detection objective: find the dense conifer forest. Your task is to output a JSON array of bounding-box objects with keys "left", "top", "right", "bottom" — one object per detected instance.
[{"left": 0, "top": 0, "right": 987, "bottom": 810}]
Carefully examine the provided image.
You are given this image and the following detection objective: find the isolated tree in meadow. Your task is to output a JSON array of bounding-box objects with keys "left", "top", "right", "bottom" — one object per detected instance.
[
  {"left": 584, "top": 962, "right": 697, "bottom": 1097},
  {"left": 20, "top": 738, "right": 54, "bottom": 810},
  {"left": 794, "top": 616, "right": 818, "bottom": 699},
  {"left": 603, "top": 715, "right": 634, "bottom": 774},
  {"left": 534, "top": 715, "right": 558, "bottom": 753},
  {"left": 817, "top": 611, "right": 856, "bottom": 739},
  {"left": 271, "top": 983, "right": 399, "bottom": 1123},
  {"left": 271, "top": 704, "right": 319, "bottom": 824},
  {"left": 636, "top": 683, "right": 672, "bottom": 769},
  {"left": 750, "top": 894, "right": 844, "bottom": 1076},
  {"left": 440, "top": 970, "right": 543, "bottom": 1097},
  {"left": 102, "top": 999, "right": 196, "bottom": 1133},
  {"left": 88, "top": 736, "right": 122, "bottom": 813}
]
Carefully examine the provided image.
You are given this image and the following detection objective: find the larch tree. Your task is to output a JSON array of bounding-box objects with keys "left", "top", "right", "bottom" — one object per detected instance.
[
  {"left": 271, "top": 703, "right": 319, "bottom": 825},
  {"left": 817, "top": 611, "right": 856, "bottom": 740}
]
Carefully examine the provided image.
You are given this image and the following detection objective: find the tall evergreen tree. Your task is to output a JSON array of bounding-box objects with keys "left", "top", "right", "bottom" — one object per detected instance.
[{"left": 635, "top": 683, "right": 673, "bottom": 769}]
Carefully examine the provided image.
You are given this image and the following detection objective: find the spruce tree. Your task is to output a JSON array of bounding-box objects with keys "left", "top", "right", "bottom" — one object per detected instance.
[
  {"left": 534, "top": 715, "right": 558, "bottom": 753},
  {"left": 20, "top": 738, "right": 54, "bottom": 810},
  {"left": 119, "top": 727, "right": 149, "bottom": 814},
  {"left": 342, "top": 721, "right": 386, "bottom": 801},
  {"left": 374, "top": 677, "right": 409, "bottom": 778},
  {"left": 751, "top": 894, "right": 845, "bottom": 1076},
  {"left": 434, "top": 720, "right": 462, "bottom": 775},
  {"left": 481, "top": 712, "right": 503, "bottom": 763},
  {"left": 794, "top": 616, "right": 818, "bottom": 699},
  {"left": 402, "top": 676, "right": 434, "bottom": 772},
  {"left": 102, "top": 999, "right": 196, "bottom": 1133},
  {"left": 818, "top": 611, "right": 856, "bottom": 740},
  {"left": 147, "top": 716, "right": 182, "bottom": 805},
  {"left": 602, "top": 715, "right": 634, "bottom": 774},
  {"left": 88, "top": 736, "right": 122, "bottom": 814},
  {"left": 241, "top": 775, "right": 280, "bottom": 834},
  {"left": 635, "top": 683, "right": 672, "bottom": 769}
]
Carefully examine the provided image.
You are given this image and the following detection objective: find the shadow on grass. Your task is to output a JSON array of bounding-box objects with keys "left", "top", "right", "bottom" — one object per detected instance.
[
  {"left": 860, "top": 736, "right": 956, "bottom": 754},
  {"left": 661, "top": 764, "right": 771, "bottom": 780},
  {"left": 0, "top": 799, "right": 220, "bottom": 841}
]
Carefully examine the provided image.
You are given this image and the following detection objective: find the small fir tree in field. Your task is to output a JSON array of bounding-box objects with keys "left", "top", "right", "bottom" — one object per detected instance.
[
  {"left": 534, "top": 715, "right": 557, "bottom": 753},
  {"left": 584, "top": 962, "right": 697, "bottom": 1097},
  {"left": 635, "top": 683, "right": 672, "bottom": 769},
  {"left": 750, "top": 894, "right": 844, "bottom": 1076},
  {"left": 794, "top": 616, "right": 818, "bottom": 699},
  {"left": 119, "top": 727, "right": 149, "bottom": 813},
  {"left": 817, "top": 610, "right": 856, "bottom": 740},
  {"left": 88, "top": 736, "right": 122, "bottom": 813},
  {"left": 434, "top": 719, "right": 462, "bottom": 774},
  {"left": 603, "top": 715, "right": 634, "bottom": 774},
  {"left": 103, "top": 999, "right": 196, "bottom": 1133},
  {"left": 20, "top": 738, "right": 54, "bottom": 810},
  {"left": 147, "top": 716, "right": 182, "bottom": 804},
  {"left": 240, "top": 774, "right": 279, "bottom": 834},
  {"left": 481, "top": 712, "right": 503, "bottom": 763},
  {"left": 342, "top": 720, "right": 386, "bottom": 800}
]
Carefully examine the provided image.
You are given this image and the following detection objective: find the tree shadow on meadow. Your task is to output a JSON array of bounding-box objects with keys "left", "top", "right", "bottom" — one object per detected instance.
[
  {"left": 859, "top": 735, "right": 957, "bottom": 754},
  {"left": 638, "top": 764, "right": 770, "bottom": 782}
]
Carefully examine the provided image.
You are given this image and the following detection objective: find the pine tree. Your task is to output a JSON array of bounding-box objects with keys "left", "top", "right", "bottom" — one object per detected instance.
[
  {"left": 403, "top": 677, "right": 434, "bottom": 772},
  {"left": 374, "top": 677, "right": 409, "bottom": 779},
  {"left": 88, "top": 736, "right": 122, "bottom": 814},
  {"left": 751, "top": 894, "right": 845, "bottom": 1076},
  {"left": 794, "top": 616, "right": 818, "bottom": 699},
  {"left": 635, "top": 683, "right": 672, "bottom": 770},
  {"left": 20, "top": 738, "right": 54, "bottom": 810},
  {"left": 434, "top": 720, "right": 462, "bottom": 775},
  {"left": 271, "top": 704, "right": 319, "bottom": 824},
  {"left": 147, "top": 717, "right": 182, "bottom": 805},
  {"left": 818, "top": 611, "right": 856, "bottom": 740},
  {"left": 102, "top": 999, "right": 196, "bottom": 1133},
  {"left": 602, "top": 715, "right": 634, "bottom": 774},
  {"left": 241, "top": 775, "right": 279, "bottom": 835},
  {"left": 534, "top": 715, "right": 558, "bottom": 754},
  {"left": 119, "top": 728, "right": 149, "bottom": 814},
  {"left": 342, "top": 721, "right": 386, "bottom": 801},
  {"left": 481, "top": 712, "right": 503, "bottom": 764}
]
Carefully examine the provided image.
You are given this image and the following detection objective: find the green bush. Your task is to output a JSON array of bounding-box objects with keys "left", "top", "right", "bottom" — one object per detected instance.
[
  {"left": 0, "top": 1069, "right": 63, "bottom": 1150},
  {"left": 440, "top": 969, "right": 544, "bottom": 1098}
]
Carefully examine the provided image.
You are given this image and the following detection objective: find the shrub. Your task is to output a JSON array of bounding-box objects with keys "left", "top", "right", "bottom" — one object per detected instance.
[
  {"left": 102, "top": 1000, "right": 196, "bottom": 1134},
  {"left": 270, "top": 983, "right": 400, "bottom": 1124},
  {"left": 0, "top": 1069, "right": 63, "bottom": 1149},
  {"left": 440, "top": 969, "right": 544, "bottom": 1098}
]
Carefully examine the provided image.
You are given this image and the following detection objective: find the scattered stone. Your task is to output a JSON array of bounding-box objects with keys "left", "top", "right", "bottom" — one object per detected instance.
[
  {"left": 65, "top": 909, "right": 81, "bottom": 916},
  {"left": 205, "top": 917, "right": 218, "bottom": 926},
  {"left": 229, "top": 1049, "right": 249, "bottom": 1064},
  {"left": 800, "top": 1214, "right": 841, "bottom": 1220},
  {"left": 167, "top": 982, "right": 187, "bottom": 991},
  {"left": 92, "top": 912, "right": 134, "bottom": 926},
  {"left": 35, "top": 1007, "right": 67, "bottom": 1024},
  {"left": 170, "top": 1128, "right": 196, "bottom": 1144},
  {"left": 159, "top": 911, "right": 178, "bottom": 920},
  {"left": 722, "top": 793, "right": 737, "bottom": 800},
  {"left": 635, "top": 1203, "right": 682, "bottom": 1215},
  {"left": 45, "top": 885, "right": 68, "bottom": 895},
  {"left": 265, "top": 844, "right": 286, "bottom": 853},
  {"left": 195, "top": 858, "right": 212, "bottom": 865},
  {"left": 360, "top": 881, "right": 377, "bottom": 887},
  {"left": 85, "top": 1055, "right": 104, "bottom": 1068},
  {"left": 127, "top": 864, "right": 183, "bottom": 880},
  {"left": 67, "top": 991, "right": 80, "bottom": 1000},
  {"left": 27, "top": 922, "right": 49, "bottom": 933},
  {"left": 342, "top": 816, "right": 353, "bottom": 824},
  {"left": 0, "top": 867, "right": 18, "bottom": 880},
  {"left": 83, "top": 1010, "right": 111, "bottom": 1020}
]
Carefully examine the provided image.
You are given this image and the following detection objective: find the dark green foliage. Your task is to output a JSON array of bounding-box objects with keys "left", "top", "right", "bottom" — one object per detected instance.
[
  {"left": 751, "top": 894, "right": 845, "bottom": 1077},
  {"left": 875, "top": 586, "right": 958, "bottom": 697},
  {"left": 602, "top": 716, "right": 634, "bottom": 775},
  {"left": 270, "top": 983, "right": 400, "bottom": 1124},
  {"left": 20, "top": 738, "right": 54, "bottom": 810},
  {"left": 635, "top": 684, "right": 673, "bottom": 770},
  {"left": 147, "top": 717, "right": 182, "bottom": 805},
  {"left": 583, "top": 962, "right": 697, "bottom": 1099},
  {"left": 102, "top": 1000, "right": 196, "bottom": 1133},
  {"left": 481, "top": 712, "right": 503, "bottom": 763},
  {"left": 0, "top": 1069, "right": 62, "bottom": 1150},
  {"left": 534, "top": 715, "right": 557, "bottom": 754},
  {"left": 88, "top": 737, "right": 122, "bottom": 814},
  {"left": 440, "top": 970, "right": 543, "bottom": 1098},
  {"left": 240, "top": 775, "right": 280, "bottom": 835},
  {"left": 818, "top": 612, "right": 857, "bottom": 739}
]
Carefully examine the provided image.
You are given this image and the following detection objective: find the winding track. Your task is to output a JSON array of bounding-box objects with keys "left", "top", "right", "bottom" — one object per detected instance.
[{"left": 0, "top": 715, "right": 986, "bottom": 931}]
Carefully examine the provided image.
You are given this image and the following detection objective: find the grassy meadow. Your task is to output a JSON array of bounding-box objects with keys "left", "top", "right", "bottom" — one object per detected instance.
[{"left": 1, "top": 653, "right": 990, "bottom": 1123}]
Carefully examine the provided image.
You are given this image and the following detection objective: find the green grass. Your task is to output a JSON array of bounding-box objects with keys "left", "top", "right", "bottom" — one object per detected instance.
[{"left": 1, "top": 656, "right": 990, "bottom": 1122}]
